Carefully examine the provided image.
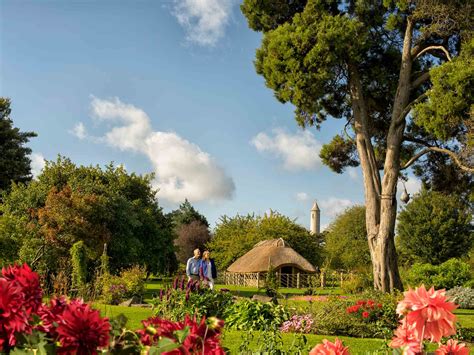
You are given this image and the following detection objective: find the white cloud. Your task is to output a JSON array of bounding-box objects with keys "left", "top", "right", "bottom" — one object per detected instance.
[
  {"left": 71, "top": 122, "right": 87, "bottom": 140},
  {"left": 320, "top": 197, "right": 354, "bottom": 218},
  {"left": 30, "top": 153, "right": 45, "bottom": 178},
  {"left": 296, "top": 192, "right": 309, "bottom": 201},
  {"left": 89, "top": 97, "right": 235, "bottom": 203},
  {"left": 172, "top": 0, "right": 233, "bottom": 46},
  {"left": 251, "top": 128, "right": 322, "bottom": 171}
]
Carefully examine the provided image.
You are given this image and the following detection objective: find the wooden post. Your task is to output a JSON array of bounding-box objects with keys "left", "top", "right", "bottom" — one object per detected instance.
[
  {"left": 257, "top": 272, "right": 260, "bottom": 288},
  {"left": 297, "top": 273, "right": 300, "bottom": 289},
  {"left": 340, "top": 272, "right": 343, "bottom": 287},
  {"left": 321, "top": 270, "right": 326, "bottom": 288}
]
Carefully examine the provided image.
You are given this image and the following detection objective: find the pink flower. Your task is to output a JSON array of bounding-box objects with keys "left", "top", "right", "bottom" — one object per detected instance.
[
  {"left": 310, "top": 338, "right": 350, "bottom": 355},
  {"left": 435, "top": 339, "right": 469, "bottom": 355},
  {"left": 397, "top": 285, "right": 457, "bottom": 343},
  {"left": 389, "top": 320, "right": 422, "bottom": 354}
]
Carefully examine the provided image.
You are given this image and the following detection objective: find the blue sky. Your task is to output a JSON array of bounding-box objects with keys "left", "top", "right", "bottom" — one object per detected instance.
[{"left": 0, "top": 0, "right": 419, "bottom": 230}]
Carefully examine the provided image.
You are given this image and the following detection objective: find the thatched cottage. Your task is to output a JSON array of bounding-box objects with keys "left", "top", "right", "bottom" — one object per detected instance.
[{"left": 225, "top": 238, "right": 316, "bottom": 287}]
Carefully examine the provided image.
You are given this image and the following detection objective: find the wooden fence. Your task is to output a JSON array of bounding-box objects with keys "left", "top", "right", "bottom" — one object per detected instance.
[{"left": 220, "top": 270, "right": 354, "bottom": 289}]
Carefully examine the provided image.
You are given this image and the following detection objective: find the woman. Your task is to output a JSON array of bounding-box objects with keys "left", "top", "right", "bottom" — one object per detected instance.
[{"left": 199, "top": 250, "right": 217, "bottom": 290}]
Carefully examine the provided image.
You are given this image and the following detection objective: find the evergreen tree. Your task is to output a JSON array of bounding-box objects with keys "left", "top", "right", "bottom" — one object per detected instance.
[
  {"left": 0, "top": 98, "right": 37, "bottom": 191},
  {"left": 397, "top": 190, "right": 473, "bottom": 265},
  {"left": 241, "top": 0, "right": 473, "bottom": 291}
]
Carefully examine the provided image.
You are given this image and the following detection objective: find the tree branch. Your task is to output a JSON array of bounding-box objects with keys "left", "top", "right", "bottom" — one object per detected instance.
[
  {"left": 401, "top": 144, "right": 474, "bottom": 173},
  {"left": 414, "top": 45, "right": 452, "bottom": 61},
  {"left": 401, "top": 149, "right": 430, "bottom": 170},
  {"left": 396, "top": 93, "right": 428, "bottom": 125},
  {"left": 425, "top": 147, "right": 474, "bottom": 173},
  {"left": 411, "top": 72, "right": 430, "bottom": 90}
]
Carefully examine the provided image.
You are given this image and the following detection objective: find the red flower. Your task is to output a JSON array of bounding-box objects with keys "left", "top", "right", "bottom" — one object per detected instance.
[
  {"left": 56, "top": 301, "right": 110, "bottom": 354},
  {"left": 0, "top": 278, "right": 29, "bottom": 350},
  {"left": 397, "top": 286, "right": 457, "bottom": 343},
  {"left": 310, "top": 338, "right": 350, "bottom": 355},
  {"left": 435, "top": 339, "right": 469, "bottom": 355},
  {"left": 362, "top": 311, "right": 369, "bottom": 319},
  {"left": 37, "top": 296, "right": 69, "bottom": 338},
  {"left": 136, "top": 315, "right": 225, "bottom": 354},
  {"left": 2, "top": 263, "right": 42, "bottom": 315},
  {"left": 389, "top": 320, "right": 422, "bottom": 355},
  {"left": 136, "top": 317, "right": 181, "bottom": 346}
]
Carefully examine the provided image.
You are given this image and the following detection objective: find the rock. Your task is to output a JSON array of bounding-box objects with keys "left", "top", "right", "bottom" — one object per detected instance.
[
  {"left": 119, "top": 296, "right": 141, "bottom": 307},
  {"left": 251, "top": 294, "right": 276, "bottom": 303}
]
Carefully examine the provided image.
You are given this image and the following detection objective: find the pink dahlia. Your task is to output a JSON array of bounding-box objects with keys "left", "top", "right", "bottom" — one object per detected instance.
[
  {"left": 2, "top": 263, "right": 42, "bottom": 315},
  {"left": 397, "top": 285, "right": 457, "bottom": 343},
  {"left": 56, "top": 301, "right": 110, "bottom": 354},
  {"left": 389, "top": 320, "right": 422, "bottom": 354},
  {"left": 309, "top": 338, "right": 350, "bottom": 355},
  {"left": 435, "top": 339, "right": 470, "bottom": 355}
]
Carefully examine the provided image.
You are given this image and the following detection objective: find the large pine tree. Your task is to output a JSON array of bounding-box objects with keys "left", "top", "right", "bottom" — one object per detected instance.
[
  {"left": 0, "top": 98, "right": 37, "bottom": 191},
  {"left": 241, "top": 0, "right": 473, "bottom": 291}
]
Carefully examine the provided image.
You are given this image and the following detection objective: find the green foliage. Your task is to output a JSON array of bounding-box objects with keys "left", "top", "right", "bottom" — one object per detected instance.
[
  {"left": 0, "top": 97, "right": 37, "bottom": 192},
  {"left": 265, "top": 266, "right": 279, "bottom": 299},
  {"left": 0, "top": 157, "right": 177, "bottom": 275},
  {"left": 120, "top": 265, "right": 146, "bottom": 297},
  {"left": 320, "top": 135, "right": 359, "bottom": 173},
  {"left": 151, "top": 286, "right": 233, "bottom": 321},
  {"left": 324, "top": 206, "right": 370, "bottom": 270},
  {"left": 167, "top": 199, "right": 209, "bottom": 229},
  {"left": 397, "top": 190, "right": 473, "bottom": 265},
  {"left": 241, "top": 0, "right": 307, "bottom": 32},
  {"left": 341, "top": 271, "right": 374, "bottom": 294},
  {"left": 446, "top": 287, "right": 474, "bottom": 309},
  {"left": 414, "top": 39, "right": 473, "bottom": 144},
  {"left": 70, "top": 240, "right": 87, "bottom": 290},
  {"left": 224, "top": 299, "right": 289, "bottom": 331},
  {"left": 102, "top": 265, "right": 146, "bottom": 304},
  {"left": 208, "top": 211, "right": 322, "bottom": 271},
  {"left": 405, "top": 259, "right": 472, "bottom": 290}
]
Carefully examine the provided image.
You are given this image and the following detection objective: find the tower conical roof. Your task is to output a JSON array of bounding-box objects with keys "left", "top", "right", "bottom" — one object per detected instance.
[{"left": 311, "top": 200, "right": 320, "bottom": 211}]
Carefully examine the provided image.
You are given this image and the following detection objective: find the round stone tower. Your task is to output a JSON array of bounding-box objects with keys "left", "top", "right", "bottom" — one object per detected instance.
[{"left": 310, "top": 200, "right": 320, "bottom": 235}]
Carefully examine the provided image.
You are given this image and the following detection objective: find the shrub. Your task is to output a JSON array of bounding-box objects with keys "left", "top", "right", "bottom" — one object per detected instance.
[
  {"left": 101, "top": 265, "right": 146, "bottom": 304},
  {"left": 446, "top": 287, "right": 474, "bottom": 309},
  {"left": 120, "top": 265, "right": 146, "bottom": 297},
  {"left": 341, "top": 271, "right": 373, "bottom": 294},
  {"left": 102, "top": 276, "right": 128, "bottom": 305},
  {"left": 70, "top": 241, "right": 87, "bottom": 292},
  {"left": 224, "top": 299, "right": 289, "bottom": 331},
  {"left": 405, "top": 259, "right": 471, "bottom": 289},
  {"left": 151, "top": 277, "right": 233, "bottom": 320},
  {"left": 311, "top": 291, "right": 400, "bottom": 338}
]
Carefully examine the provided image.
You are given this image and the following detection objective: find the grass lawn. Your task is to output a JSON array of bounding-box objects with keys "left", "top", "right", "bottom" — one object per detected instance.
[{"left": 454, "top": 308, "right": 474, "bottom": 328}]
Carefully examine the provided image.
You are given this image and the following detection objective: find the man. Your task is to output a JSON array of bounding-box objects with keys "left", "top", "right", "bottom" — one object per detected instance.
[{"left": 186, "top": 248, "right": 201, "bottom": 281}]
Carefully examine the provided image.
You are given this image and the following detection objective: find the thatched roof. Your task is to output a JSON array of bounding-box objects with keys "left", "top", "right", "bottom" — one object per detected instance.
[{"left": 227, "top": 238, "right": 316, "bottom": 273}]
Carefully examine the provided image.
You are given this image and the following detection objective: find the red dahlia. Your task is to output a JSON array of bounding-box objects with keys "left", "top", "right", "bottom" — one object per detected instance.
[
  {"left": 56, "top": 301, "right": 110, "bottom": 354},
  {"left": 0, "top": 278, "right": 29, "bottom": 350},
  {"left": 2, "top": 263, "right": 42, "bottom": 315}
]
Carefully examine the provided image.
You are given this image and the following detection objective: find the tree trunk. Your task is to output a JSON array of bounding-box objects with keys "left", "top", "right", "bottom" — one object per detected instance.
[{"left": 347, "top": 19, "right": 415, "bottom": 292}]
